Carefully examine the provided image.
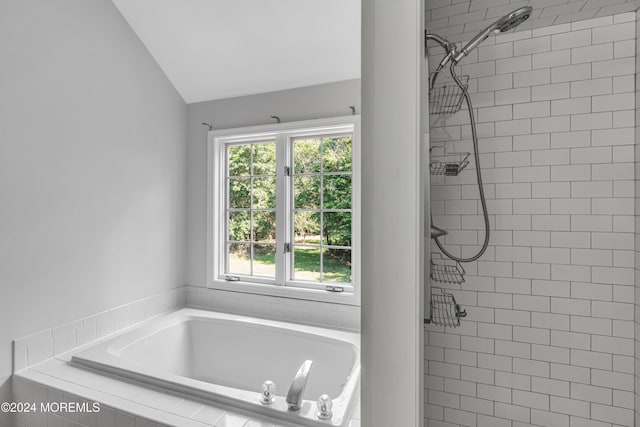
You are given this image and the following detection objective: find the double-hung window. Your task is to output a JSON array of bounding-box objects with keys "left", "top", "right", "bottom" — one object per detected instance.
[{"left": 208, "top": 116, "right": 360, "bottom": 305}]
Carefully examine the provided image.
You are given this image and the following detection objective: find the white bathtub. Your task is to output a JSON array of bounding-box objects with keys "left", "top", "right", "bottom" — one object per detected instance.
[{"left": 71, "top": 308, "right": 360, "bottom": 426}]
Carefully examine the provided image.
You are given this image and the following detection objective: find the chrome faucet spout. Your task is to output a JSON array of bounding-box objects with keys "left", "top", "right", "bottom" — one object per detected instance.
[{"left": 286, "top": 360, "right": 313, "bottom": 411}]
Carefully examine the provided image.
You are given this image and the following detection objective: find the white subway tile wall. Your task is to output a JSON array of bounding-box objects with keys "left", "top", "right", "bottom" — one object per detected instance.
[
  {"left": 425, "top": 1, "right": 640, "bottom": 45},
  {"left": 427, "top": 13, "right": 636, "bottom": 427}
]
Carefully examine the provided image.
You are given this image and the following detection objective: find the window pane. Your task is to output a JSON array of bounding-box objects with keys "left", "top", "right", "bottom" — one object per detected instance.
[
  {"left": 252, "top": 210, "right": 276, "bottom": 242},
  {"left": 229, "top": 178, "right": 251, "bottom": 208},
  {"left": 322, "top": 212, "right": 351, "bottom": 246},
  {"left": 294, "top": 211, "right": 320, "bottom": 244},
  {"left": 228, "top": 145, "right": 251, "bottom": 176},
  {"left": 323, "top": 175, "right": 352, "bottom": 209},
  {"left": 293, "top": 139, "right": 321, "bottom": 174},
  {"left": 293, "top": 246, "right": 321, "bottom": 282},
  {"left": 294, "top": 176, "right": 320, "bottom": 209},
  {"left": 253, "top": 143, "right": 276, "bottom": 175},
  {"left": 252, "top": 244, "right": 276, "bottom": 277},
  {"left": 323, "top": 136, "right": 352, "bottom": 172},
  {"left": 252, "top": 177, "right": 276, "bottom": 208},
  {"left": 228, "top": 211, "right": 250, "bottom": 241},
  {"left": 228, "top": 243, "right": 251, "bottom": 275},
  {"left": 323, "top": 248, "right": 352, "bottom": 283}
]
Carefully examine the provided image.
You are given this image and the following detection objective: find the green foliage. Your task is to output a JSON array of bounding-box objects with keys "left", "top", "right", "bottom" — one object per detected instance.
[
  {"left": 294, "top": 139, "right": 321, "bottom": 173},
  {"left": 322, "top": 136, "right": 352, "bottom": 172},
  {"left": 323, "top": 212, "right": 351, "bottom": 247},
  {"left": 229, "top": 211, "right": 250, "bottom": 241},
  {"left": 226, "top": 136, "right": 353, "bottom": 281},
  {"left": 253, "top": 210, "right": 276, "bottom": 242}
]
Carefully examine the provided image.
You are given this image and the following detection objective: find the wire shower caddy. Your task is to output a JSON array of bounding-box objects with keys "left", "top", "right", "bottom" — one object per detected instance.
[
  {"left": 430, "top": 253, "right": 465, "bottom": 285},
  {"left": 428, "top": 72, "right": 469, "bottom": 116},
  {"left": 426, "top": 287, "right": 467, "bottom": 327},
  {"left": 430, "top": 151, "right": 470, "bottom": 176}
]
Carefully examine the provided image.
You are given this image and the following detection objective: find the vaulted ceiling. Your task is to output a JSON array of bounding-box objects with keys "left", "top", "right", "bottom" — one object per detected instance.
[{"left": 112, "top": 0, "right": 360, "bottom": 104}]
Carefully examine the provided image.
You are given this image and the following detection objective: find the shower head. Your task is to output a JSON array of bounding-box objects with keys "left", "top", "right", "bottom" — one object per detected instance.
[
  {"left": 495, "top": 6, "right": 533, "bottom": 32},
  {"left": 453, "top": 6, "right": 533, "bottom": 64}
]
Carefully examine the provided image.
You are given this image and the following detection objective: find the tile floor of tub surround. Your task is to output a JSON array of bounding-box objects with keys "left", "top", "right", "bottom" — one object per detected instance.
[{"left": 13, "top": 359, "right": 361, "bottom": 427}]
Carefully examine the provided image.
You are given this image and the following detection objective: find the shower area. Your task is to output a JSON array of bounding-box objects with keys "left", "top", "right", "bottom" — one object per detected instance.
[{"left": 424, "top": 1, "right": 640, "bottom": 426}]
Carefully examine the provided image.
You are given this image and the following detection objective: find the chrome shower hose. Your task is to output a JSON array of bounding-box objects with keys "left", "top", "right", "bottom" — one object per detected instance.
[{"left": 433, "top": 63, "right": 490, "bottom": 263}]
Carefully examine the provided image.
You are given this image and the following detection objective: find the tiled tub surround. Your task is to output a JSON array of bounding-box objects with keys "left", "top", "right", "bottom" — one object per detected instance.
[
  {"left": 14, "top": 361, "right": 360, "bottom": 427},
  {"left": 13, "top": 287, "right": 186, "bottom": 373},
  {"left": 71, "top": 309, "right": 360, "bottom": 427},
  {"left": 12, "top": 287, "right": 361, "bottom": 426},
  {"left": 185, "top": 287, "right": 360, "bottom": 333},
  {"left": 14, "top": 286, "right": 359, "bottom": 373},
  {"left": 13, "top": 287, "right": 186, "bottom": 372},
  {"left": 427, "top": 12, "right": 637, "bottom": 427}
]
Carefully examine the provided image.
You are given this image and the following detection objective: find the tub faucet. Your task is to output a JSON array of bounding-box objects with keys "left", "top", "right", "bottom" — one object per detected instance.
[{"left": 286, "top": 360, "right": 313, "bottom": 411}]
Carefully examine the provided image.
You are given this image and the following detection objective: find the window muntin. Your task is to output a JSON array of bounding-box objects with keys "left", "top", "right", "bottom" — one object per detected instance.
[
  {"left": 211, "top": 118, "right": 359, "bottom": 303},
  {"left": 224, "top": 140, "right": 277, "bottom": 278},
  {"left": 291, "top": 134, "right": 353, "bottom": 284}
]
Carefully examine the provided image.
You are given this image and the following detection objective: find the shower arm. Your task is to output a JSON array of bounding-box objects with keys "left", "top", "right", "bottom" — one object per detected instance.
[{"left": 425, "top": 32, "right": 458, "bottom": 89}]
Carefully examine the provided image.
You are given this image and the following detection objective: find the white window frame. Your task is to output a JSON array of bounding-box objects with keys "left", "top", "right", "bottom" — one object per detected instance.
[{"left": 207, "top": 115, "right": 361, "bottom": 306}]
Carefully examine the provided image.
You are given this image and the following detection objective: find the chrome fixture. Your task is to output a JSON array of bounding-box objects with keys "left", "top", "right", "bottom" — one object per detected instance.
[
  {"left": 427, "top": 7, "right": 532, "bottom": 90},
  {"left": 286, "top": 360, "right": 313, "bottom": 411},
  {"left": 260, "top": 380, "right": 276, "bottom": 405},
  {"left": 453, "top": 7, "right": 533, "bottom": 64},
  {"left": 316, "top": 394, "right": 333, "bottom": 420},
  {"left": 426, "top": 287, "right": 467, "bottom": 327},
  {"left": 425, "top": 7, "right": 533, "bottom": 263},
  {"left": 430, "top": 224, "right": 448, "bottom": 239}
]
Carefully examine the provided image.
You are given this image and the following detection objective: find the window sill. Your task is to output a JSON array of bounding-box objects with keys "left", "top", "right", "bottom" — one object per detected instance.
[{"left": 207, "top": 279, "right": 360, "bottom": 307}]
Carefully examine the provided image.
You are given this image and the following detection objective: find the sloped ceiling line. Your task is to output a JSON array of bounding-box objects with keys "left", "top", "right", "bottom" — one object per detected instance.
[{"left": 112, "top": 0, "right": 361, "bottom": 104}]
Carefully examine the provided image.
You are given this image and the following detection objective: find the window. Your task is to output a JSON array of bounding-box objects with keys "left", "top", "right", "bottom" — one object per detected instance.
[{"left": 209, "top": 117, "right": 360, "bottom": 305}]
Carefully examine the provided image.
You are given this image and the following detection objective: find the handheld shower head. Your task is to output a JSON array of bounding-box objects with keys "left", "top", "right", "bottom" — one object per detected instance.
[
  {"left": 495, "top": 6, "right": 533, "bottom": 32},
  {"left": 453, "top": 6, "right": 533, "bottom": 64}
]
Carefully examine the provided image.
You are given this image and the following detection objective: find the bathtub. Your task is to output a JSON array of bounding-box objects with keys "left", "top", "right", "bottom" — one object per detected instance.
[{"left": 71, "top": 308, "right": 360, "bottom": 426}]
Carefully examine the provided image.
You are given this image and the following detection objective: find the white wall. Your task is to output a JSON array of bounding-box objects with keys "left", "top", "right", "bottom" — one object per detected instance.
[
  {"left": 361, "top": 0, "right": 425, "bottom": 425},
  {"left": 634, "top": 12, "right": 640, "bottom": 427},
  {"left": 185, "top": 79, "right": 360, "bottom": 285},
  {"left": 426, "top": 12, "right": 636, "bottom": 427},
  {"left": 0, "top": 1, "right": 187, "bottom": 422}
]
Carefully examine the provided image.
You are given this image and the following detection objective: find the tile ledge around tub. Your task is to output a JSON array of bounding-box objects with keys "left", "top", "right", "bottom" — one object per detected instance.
[{"left": 15, "top": 358, "right": 360, "bottom": 427}]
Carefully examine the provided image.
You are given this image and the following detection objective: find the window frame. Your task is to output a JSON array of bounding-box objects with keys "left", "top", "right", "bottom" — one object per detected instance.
[{"left": 208, "top": 115, "right": 361, "bottom": 306}]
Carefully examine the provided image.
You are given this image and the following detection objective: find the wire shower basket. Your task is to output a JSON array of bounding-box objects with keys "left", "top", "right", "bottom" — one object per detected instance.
[
  {"left": 430, "top": 151, "right": 470, "bottom": 176},
  {"left": 430, "top": 253, "right": 465, "bottom": 284},
  {"left": 427, "top": 287, "right": 467, "bottom": 327},
  {"left": 429, "top": 72, "right": 469, "bottom": 116}
]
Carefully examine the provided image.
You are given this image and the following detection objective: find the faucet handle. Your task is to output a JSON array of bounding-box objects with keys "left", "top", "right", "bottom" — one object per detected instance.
[
  {"left": 316, "top": 394, "right": 333, "bottom": 420},
  {"left": 260, "top": 380, "right": 276, "bottom": 405}
]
